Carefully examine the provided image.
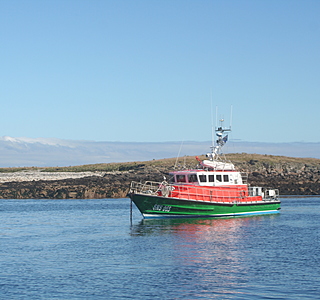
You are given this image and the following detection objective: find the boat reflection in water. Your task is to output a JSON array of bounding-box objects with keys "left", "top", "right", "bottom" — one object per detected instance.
[{"left": 130, "top": 214, "right": 280, "bottom": 298}]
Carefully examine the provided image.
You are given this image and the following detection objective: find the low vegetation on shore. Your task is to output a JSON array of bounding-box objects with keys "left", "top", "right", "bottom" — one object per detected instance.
[
  {"left": 1, "top": 153, "right": 319, "bottom": 173},
  {"left": 0, "top": 153, "right": 319, "bottom": 198}
]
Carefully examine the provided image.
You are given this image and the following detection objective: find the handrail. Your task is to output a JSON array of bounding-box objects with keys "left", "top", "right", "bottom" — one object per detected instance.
[
  {"left": 129, "top": 181, "right": 279, "bottom": 203},
  {"left": 248, "top": 186, "right": 279, "bottom": 200},
  {"left": 130, "top": 181, "right": 160, "bottom": 194}
]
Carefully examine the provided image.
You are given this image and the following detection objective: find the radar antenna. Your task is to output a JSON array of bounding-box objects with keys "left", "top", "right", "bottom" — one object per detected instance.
[{"left": 207, "top": 113, "right": 232, "bottom": 161}]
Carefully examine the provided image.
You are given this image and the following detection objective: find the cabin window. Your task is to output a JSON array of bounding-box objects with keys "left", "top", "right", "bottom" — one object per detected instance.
[
  {"left": 223, "top": 175, "right": 229, "bottom": 182},
  {"left": 199, "top": 175, "right": 207, "bottom": 182},
  {"left": 208, "top": 175, "right": 214, "bottom": 182},
  {"left": 176, "top": 175, "right": 186, "bottom": 183},
  {"left": 216, "top": 175, "right": 222, "bottom": 182},
  {"left": 188, "top": 174, "right": 198, "bottom": 183}
]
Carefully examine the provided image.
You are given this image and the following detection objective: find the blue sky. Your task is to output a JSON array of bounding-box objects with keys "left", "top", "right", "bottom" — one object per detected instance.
[{"left": 1, "top": 0, "right": 319, "bottom": 144}]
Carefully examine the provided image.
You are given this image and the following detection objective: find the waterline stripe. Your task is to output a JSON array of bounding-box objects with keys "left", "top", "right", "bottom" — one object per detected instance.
[{"left": 143, "top": 210, "right": 280, "bottom": 219}]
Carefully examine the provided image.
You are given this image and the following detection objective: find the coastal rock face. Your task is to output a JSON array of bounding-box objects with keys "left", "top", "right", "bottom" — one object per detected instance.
[
  {"left": 0, "top": 154, "right": 319, "bottom": 199},
  {"left": 236, "top": 157, "right": 320, "bottom": 195},
  {"left": 248, "top": 171, "right": 319, "bottom": 195},
  {"left": 0, "top": 170, "right": 162, "bottom": 199},
  {"left": 0, "top": 171, "right": 106, "bottom": 183}
]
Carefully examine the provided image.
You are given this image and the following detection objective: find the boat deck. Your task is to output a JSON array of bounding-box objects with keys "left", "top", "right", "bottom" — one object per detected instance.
[{"left": 129, "top": 181, "right": 280, "bottom": 204}]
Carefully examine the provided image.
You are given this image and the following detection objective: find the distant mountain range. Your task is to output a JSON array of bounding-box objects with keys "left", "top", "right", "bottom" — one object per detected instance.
[{"left": 0, "top": 136, "right": 319, "bottom": 167}]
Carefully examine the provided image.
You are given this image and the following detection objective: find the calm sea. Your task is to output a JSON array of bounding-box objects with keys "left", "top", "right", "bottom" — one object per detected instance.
[{"left": 1, "top": 197, "right": 319, "bottom": 299}]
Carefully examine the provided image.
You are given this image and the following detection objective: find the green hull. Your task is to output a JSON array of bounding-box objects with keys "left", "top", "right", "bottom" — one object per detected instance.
[{"left": 129, "top": 193, "right": 281, "bottom": 218}]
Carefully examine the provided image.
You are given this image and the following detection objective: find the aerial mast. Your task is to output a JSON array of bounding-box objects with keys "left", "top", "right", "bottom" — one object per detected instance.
[{"left": 207, "top": 109, "right": 232, "bottom": 161}]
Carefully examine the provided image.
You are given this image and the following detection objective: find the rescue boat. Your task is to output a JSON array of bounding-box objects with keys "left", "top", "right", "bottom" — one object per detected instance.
[{"left": 128, "top": 122, "right": 280, "bottom": 218}]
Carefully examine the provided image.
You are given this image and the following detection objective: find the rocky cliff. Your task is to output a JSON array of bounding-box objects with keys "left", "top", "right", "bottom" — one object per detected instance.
[{"left": 0, "top": 153, "right": 319, "bottom": 199}]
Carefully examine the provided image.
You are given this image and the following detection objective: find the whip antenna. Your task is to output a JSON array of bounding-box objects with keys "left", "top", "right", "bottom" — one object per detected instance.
[
  {"left": 230, "top": 105, "right": 233, "bottom": 129},
  {"left": 174, "top": 141, "right": 184, "bottom": 169},
  {"left": 210, "top": 91, "right": 215, "bottom": 149}
]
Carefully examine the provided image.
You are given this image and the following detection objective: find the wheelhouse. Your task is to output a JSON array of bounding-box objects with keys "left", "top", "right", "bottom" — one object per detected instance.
[{"left": 169, "top": 170, "right": 245, "bottom": 186}]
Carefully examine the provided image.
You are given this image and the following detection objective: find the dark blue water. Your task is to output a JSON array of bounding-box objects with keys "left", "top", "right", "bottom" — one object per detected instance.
[{"left": 1, "top": 197, "right": 319, "bottom": 299}]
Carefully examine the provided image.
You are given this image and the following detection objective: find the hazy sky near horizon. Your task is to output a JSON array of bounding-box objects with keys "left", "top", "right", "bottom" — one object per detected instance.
[{"left": 1, "top": 0, "right": 319, "bottom": 144}]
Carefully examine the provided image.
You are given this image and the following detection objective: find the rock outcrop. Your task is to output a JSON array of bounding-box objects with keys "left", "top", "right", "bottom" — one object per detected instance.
[
  {"left": 0, "top": 169, "right": 162, "bottom": 199},
  {"left": 230, "top": 154, "right": 320, "bottom": 195},
  {"left": 0, "top": 154, "right": 319, "bottom": 199}
]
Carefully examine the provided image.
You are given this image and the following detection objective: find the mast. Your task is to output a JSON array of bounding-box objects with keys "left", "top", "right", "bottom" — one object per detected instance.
[{"left": 207, "top": 118, "right": 231, "bottom": 160}]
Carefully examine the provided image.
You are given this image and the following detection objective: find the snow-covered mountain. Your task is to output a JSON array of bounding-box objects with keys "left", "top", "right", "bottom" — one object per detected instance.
[{"left": 0, "top": 136, "right": 319, "bottom": 167}]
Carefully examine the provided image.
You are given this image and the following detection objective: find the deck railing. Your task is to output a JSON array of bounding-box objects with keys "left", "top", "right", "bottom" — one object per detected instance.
[
  {"left": 130, "top": 181, "right": 161, "bottom": 195},
  {"left": 248, "top": 187, "right": 279, "bottom": 200},
  {"left": 129, "top": 181, "right": 279, "bottom": 203}
]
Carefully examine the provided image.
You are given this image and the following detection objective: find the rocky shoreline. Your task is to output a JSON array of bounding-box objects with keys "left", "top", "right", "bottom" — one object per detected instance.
[
  {"left": 0, "top": 170, "right": 146, "bottom": 199},
  {"left": 0, "top": 154, "right": 319, "bottom": 199},
  {"left": 0, "top": 171, "right": 106, "bottom": 183}
]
